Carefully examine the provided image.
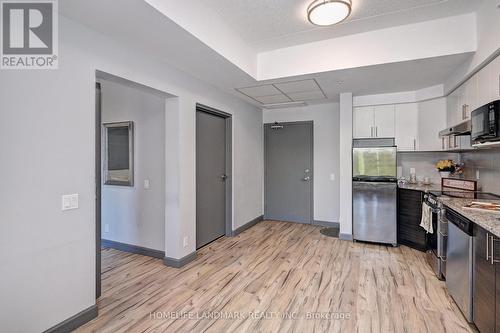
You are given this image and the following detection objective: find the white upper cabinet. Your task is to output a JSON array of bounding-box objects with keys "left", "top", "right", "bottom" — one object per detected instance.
[
  {"left": 353, "top": 106, "right": 374, "bottom": 138},
  {"left": 447, "top": 82, "right": 471, "bottom": 125},
  {"left": 449, "top": 55, "right": 500, "bottom": 127},
  {"left": 354, "top": 99, "right": 446, "bottom": 151},
  {"left": 463, "top": 75, "right": 478, "bottom": 118},
  {"left": 418, "top": 98, "right": 447, "bottom": 151},
  {"left": 490, "top": 55, "right": 500, "bottom": 101},
  {"left": 395, "top": 103, "right": 418, "bottom": 151},
  {"left": 353, "top": 105, "right": 394, "bottom": 138},
  {"left": 447, "top": 88, "right": 460, "bottom": 127},
  {"left": 477, "top": 61, "right": 492, "bottom": 107},
  {"left": 456, "top": 84, "right": 466, "bottom": 122},
  {"left": 373, "top": 105, "right": 395, "bottom": 138}
]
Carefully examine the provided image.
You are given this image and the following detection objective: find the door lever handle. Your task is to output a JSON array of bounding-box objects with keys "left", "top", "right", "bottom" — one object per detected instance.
[
  {"left": 220, "top": 174, "right": 227, "bottom": 181},
  {"left": 303, "top": 176, "right": 310, "bottom": 181}
]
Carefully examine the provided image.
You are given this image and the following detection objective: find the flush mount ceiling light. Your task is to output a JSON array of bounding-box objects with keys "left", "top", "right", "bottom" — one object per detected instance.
[{"left": 307, "top": 0, "right": 352, "bottom": 26}]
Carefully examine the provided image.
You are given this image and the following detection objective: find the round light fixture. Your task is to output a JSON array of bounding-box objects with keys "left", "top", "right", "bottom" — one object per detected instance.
[{"left": 307, "top": 0, "right": 352, "bottom": 26}]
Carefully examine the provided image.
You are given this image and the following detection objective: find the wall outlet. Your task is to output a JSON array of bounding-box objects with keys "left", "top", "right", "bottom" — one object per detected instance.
[
  {"left": 104, "top": 224, "right": 110, "bottom": 233},
  {"left": 183, "top": 236, "right": 188, "bottom": 248},
  {"left": 62, "top": 194, "right": 79, "bottom": 211},
  {"left": 330, "top": 173, "right": 335, "bottom": 181},
  {"left": 144, "top": 179, "right": 151, "bottom": 189},
  {"left": 476, "top": 169, "right": 480, "bottom": 180}
]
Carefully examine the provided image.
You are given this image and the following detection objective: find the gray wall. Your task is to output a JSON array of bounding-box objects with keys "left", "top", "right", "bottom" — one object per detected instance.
[
  {"left": 0, "top": 15, "right": 263, "bottom": 333},
  {"left": 460, "top": 149, "right": 500, "bottom": 193},
  {"left": 263, "top": 103, "right": 341, "bottom": 223},
  {"left": 397, "top": 152, "right": 459, "bottom": 185},
  {"left": 101, "top": 80, "right": 165, "bottom": 251}
]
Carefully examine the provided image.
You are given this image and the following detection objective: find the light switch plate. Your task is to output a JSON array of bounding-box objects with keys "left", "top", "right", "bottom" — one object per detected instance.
[
  {"left": 144, "top": 179, "right": 151, "bottom": 189},
  {"left": 183, "top": 236, "right": 188, "bottom": 248},
  {"left": 62, "top": 194, "right": 79, "bottom": 211},
  {"left": 330, "top": 174, "right": 335, "bottom": 181},
  {"left": 104, "top": 224, "right": 110, "bottom": 233}
]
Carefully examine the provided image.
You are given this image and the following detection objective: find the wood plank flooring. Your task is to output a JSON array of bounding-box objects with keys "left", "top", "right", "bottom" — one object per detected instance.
[{"left": 77, "top": 221, "right": 474, "bottom": 333}]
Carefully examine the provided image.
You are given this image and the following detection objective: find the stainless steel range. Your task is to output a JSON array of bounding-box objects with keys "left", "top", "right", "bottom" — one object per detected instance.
[
  {"left": 424, "top": 189, "right": 500, "bottom": 281},
  {"left": 423, "top": 192, "right": 447, "bottom": 280},
  {"left": 424, "top": 186, "right": 500, "bottom": 280}
]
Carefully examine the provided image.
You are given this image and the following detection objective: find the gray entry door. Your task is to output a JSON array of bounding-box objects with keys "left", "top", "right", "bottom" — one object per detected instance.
[
  {"left": 196, "top": 111, "right": 227, "bottom": 249},
  {"left": 265, "top": 122, "right": 313, "bottom": 224}
]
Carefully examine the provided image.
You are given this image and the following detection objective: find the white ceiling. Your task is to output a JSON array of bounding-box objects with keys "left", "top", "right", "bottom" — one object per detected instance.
[
  {"left": 237, "top": 79, "right": 327, "bottom": 104},
  {"left": 60, "top": 0, "right": 477, "bottom": 108},
  {"left": 198, "top": 0, "right": 482, "bottom": 51},
  {"left": 233, "top": 53, "right": 473, "bottom": 105}
]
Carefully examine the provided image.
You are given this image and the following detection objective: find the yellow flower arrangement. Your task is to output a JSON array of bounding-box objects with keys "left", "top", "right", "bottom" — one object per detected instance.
[
  {"left": 435, "top": 159, "right": 463, "bottom": 174},
  {"left": 435, "top": 159, "right": 454, "bottom": 171}
]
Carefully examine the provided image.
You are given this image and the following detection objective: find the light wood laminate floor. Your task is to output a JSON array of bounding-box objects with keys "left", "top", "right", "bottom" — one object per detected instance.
[{"left": 78, "top": 221, "right": 474, "bottom": 333}]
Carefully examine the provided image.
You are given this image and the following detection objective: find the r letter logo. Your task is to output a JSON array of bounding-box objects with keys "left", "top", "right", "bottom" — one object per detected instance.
[{"left": 1, "top": 0, "right": 58, "bottom": 69}]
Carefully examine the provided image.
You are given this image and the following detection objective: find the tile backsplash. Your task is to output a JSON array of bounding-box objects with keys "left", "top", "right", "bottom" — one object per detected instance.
[
  {"left": 460, "top": 149, "right": 500, "bottom": 194},
  {"left": 398, "top": 149, "right": 500, "bottom": 193},
  {"left": 397, "top": 152, "right": 459, "bottom": 185}
]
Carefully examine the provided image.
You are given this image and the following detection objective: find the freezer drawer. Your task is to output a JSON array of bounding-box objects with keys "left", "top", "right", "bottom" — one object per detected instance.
[{"left": 353, "top": 181, "right": 397, "bottom": 245}]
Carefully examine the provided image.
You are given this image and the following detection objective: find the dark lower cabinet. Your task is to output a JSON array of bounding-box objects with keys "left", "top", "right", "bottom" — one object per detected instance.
[
  {"left": 496, "top": 236, "right": 500, "bottom": 333},
  {"left": 397, "top": 188, "right": 427, "bottom": 251},
  {"left": 473, "top": 225, "right": 496, "bottom": 333}
]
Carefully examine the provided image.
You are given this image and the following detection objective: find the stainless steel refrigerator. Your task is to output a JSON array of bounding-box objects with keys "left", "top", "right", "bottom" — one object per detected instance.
[{"left": 352, "top": 138, "right": 397, "bottom": 245}]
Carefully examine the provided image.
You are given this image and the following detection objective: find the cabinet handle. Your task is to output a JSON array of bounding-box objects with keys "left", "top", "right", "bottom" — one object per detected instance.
[
  {"left": 370, "top": 126, "right": 373, "bottom": 137},
  {"left": 492, "top": 237, "right": 500, "bottom": 264},
  {"left": 486, "top": 233, "right": 490, "bottom": 261},
  {"left": 413, "top": 139, "right": 416, "bottom": 150},
  {"left": 375, "top": 126, "right": 378, "bottom": 137}
]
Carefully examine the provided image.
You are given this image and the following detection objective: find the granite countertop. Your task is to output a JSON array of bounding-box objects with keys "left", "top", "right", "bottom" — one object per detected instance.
[
  {"left": 397, "top": 183, "right": 442, "bottom": 193},
  {"left": 439, "top": 197, "right": 500, "bottom": 238}
]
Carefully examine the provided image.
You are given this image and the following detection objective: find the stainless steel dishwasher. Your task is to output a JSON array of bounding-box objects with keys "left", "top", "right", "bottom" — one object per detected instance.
[{"left": 445, "top": 208, "right": 474, "bottom": 323}]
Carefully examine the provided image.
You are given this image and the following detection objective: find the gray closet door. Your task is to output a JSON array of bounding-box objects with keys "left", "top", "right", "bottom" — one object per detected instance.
[
  {"left": 196, "top": 111, "right": 227, "bottom": 248},
  {"left": 265, "top": 122, "right": 313, "bottom": 224}
]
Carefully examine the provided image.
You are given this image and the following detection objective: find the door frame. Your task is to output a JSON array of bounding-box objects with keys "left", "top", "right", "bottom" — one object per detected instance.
[
  {"left": 95, "top": 72, "right": 172, "bottom": 300},
  {"left": 195, "top": 103, "right": 233, "bottom": 242},
  {"left": 263, "top": 120, "right": 314, "bottom": 224},
  {"left": 95, "top": 82, "right": 102, "bottom": 299}
]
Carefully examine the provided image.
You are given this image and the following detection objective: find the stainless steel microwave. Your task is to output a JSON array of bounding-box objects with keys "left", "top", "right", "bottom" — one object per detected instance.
[{"left": 471, "top": 100, "right": 500, "bottom": 144}]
